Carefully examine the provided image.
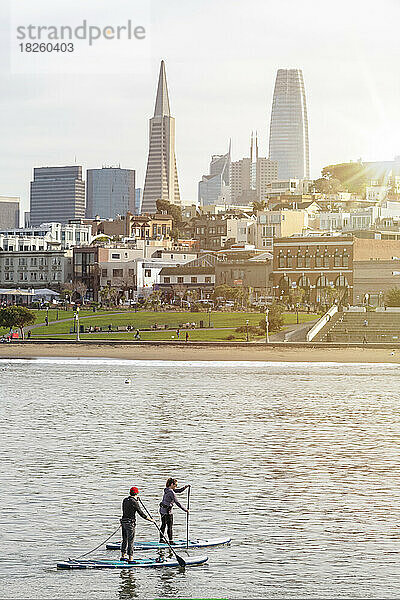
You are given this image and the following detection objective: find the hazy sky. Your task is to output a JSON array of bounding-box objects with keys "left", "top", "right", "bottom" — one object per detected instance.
[{"left": 1, "top": 0, "right": 400, "bottom": 215}]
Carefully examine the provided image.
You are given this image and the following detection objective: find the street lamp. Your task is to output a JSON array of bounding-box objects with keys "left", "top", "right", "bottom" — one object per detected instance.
[
  {"left": 208, "top": 307, "right": 211, "bottom": 328},
  {"left": 246, "top": 319, "right": 249, "bottom": 342},
  {"left": 296, "top": 302, "right": 299, "bottom": 325},
  {"left": 265, "top": 308, "right": 269, "bottom": 344},
  {"left": 74, "top": 306, "right": 80, "bottom": 342}
]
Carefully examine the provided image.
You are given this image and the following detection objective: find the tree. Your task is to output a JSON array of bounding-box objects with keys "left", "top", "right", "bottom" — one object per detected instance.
[
  {"left": 320, "top": 162, "right": 370, "bottom": 196},
  {"left": 156, "top": 198, "right": 183, "bottom": 240},
  {"left": 314, "top": 177, "right": 342, "bottom": 195},
  {"left": 0, "top": 305, "right": 36, "bottom": 340},
  {"left": 99, "top": 285, "right": 118, "bottom": 307},
  {"left": 259, "top": 303, "right": 284, "bottom": 333},
  {"left": 252, "top": 199, "right": 267, "bottom": 213},
  {"left": 385, "top": 288, "right": 400, "bottom": 307}
]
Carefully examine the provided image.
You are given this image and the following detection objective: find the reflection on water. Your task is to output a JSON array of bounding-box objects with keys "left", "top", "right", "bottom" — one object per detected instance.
[
  {"left": 119, "top": 570, "right": 140, "bottom": 600},
  {"left": 2, "top": 359, "right": 400, "bottom": 598}
]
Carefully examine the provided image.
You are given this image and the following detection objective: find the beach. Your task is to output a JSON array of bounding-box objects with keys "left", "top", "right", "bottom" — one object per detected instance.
[{"left": 1, "top": 341, "right": 400, "bottom": 363}]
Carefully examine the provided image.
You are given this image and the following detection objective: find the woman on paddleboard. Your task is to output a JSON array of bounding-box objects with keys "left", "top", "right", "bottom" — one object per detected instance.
[{"left": 159, "top": 478, "right": 189, "bottom": 544}]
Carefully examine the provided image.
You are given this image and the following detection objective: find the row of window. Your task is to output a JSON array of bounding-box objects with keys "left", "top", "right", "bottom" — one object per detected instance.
[
  {"left": 3, "top": 272, "right": 61, "bottom": 281},
  {"left": 3, "top": 257, "right": 56, "bottom": 266},
  {"left": 278, "top": 274, "right": 349, "bottom": 289},
  {"left": 278, "top": 255, "right": 349, "bottom": 268},
  {"left": 163, "top": 276, "right": 212, "bottom": 284}
]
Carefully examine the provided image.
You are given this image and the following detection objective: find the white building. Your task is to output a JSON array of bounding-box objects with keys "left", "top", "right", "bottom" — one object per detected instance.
[{"left": 0, "top": 222, "right": 92, "bottom": 251}]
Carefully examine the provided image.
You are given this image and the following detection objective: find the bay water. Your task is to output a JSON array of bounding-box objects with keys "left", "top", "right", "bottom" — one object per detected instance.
[{"left": 1, "top": 358, "right": 400, "bottom": 598}]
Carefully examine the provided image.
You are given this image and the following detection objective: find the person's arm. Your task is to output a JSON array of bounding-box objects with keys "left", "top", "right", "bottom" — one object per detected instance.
[
  {"left": 175, "top": 485, "right": 188, "bottom": 494},
  {"left": 172, "top": 491, "right": 188, "bottom": 512},
  {"left": 133, "top": 499, "right": 153, "bottom": 521}
]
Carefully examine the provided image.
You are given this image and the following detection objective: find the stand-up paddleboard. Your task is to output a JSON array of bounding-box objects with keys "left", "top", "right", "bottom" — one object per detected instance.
[
  {"left": 57, "top": 555, "right": 208, "bottom": 570},
  {"left": 106, "top": 536, "right": 231, "bottom": 551}
]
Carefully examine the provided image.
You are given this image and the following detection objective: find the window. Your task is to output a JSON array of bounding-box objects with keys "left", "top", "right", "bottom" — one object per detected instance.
[
  {"left": 279, "top": 256, "right": 285, "bottom": 268},
  {"left": 111, "top": 253, "right": 120, "bottom": 259},
  {"left": 112, "top": 269, "right": 123, "bottom": 277},
  {"left": 144, "top": 269, "right": 151, "bottom": 277},
  {"left": 177, "top": 276, "right": 184, "bottom": 284},
  {"left": 128, "top": 269, "right": 134, "bottom": 277},
  {"left": 315, "top": 256, "right": 322, "bottom": 267},
  {"left": 205, "top": 277, "right": 212, "bottom": 283},
  {"left": 164, "top": 277, "right": 171, "bottom": 283},
  {"left": 287, "top": 256, "right": 293, "bottom": 267},
  {"left": 305, "top": 256, "right": 311, "bottom": 267},
  {"left": 297, "top": 255, "right": 304, "bottom": 268},
  {"left": 343, "top": 254, "right": 349, "bottom": 267},
  {"left": 334, "top": 253, "right": 342, "bottom": 267},
  {"left": 323, "top": 254, "right": 329, "bottom": 268},
  {"left": 191, "top": 276, "right": 197, "bottom": 283},
  {"left": 101, "top": 269, "right": 108, "bottom": 277},
  {"left": 31, "top": 257, "right": 37, "bottom": 266}
]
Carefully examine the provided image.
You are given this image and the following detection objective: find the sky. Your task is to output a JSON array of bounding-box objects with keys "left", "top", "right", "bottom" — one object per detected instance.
[{"left": 1, "top": 0, "right": 400, "bottom": 216}]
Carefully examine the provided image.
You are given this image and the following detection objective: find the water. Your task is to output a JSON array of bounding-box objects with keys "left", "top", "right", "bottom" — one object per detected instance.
[{"left": 1, "top": 359, "right": 400, "bottom": 599}]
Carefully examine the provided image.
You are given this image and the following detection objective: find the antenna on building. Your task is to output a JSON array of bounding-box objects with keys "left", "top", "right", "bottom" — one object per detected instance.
[{"left": 255, "top": 130, "right": 259, "bottom": 160}]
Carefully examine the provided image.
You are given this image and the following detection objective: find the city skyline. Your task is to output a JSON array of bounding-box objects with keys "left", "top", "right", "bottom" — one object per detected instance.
[{"left": 1, "top": 0, "right": 399, "bottom": 215}]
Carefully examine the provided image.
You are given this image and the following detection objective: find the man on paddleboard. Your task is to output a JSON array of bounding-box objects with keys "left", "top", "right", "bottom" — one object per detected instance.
[
  {"left": 159, "top": 478, "right": 189, "bottom": 544},
  {"left": 120, "top": 486, "right": 154, "bottom": 562}
]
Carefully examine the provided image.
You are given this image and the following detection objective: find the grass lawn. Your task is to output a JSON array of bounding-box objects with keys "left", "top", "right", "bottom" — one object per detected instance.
[
  {"left": 31, "top": 328, "right": 249, "bottom": 342},
  {"left": 26, "top": 310, "right": 317, "bottom": 340}
]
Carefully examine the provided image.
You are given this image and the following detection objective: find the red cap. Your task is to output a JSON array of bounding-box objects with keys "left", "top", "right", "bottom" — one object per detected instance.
[{"left": 130, "top": 486, "right": 139, "bottom": 495}]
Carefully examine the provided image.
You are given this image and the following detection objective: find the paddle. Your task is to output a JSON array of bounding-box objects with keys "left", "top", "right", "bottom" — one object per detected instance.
[
  {"left": 186, "top": 485, "right": 191, "bottom": 549},
  {"left": 138, "top": 498, "right": 186, "bottom": 568}
]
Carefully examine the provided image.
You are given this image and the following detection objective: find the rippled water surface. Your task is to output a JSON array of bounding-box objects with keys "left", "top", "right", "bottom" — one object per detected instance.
[{"left": 2, "top": 359, "right": 400, "bottom": 599}]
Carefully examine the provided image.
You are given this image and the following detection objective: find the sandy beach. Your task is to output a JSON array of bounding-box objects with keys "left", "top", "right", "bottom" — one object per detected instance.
[{"left": 1, "top": 341, "right": 400, "bottom": 363}]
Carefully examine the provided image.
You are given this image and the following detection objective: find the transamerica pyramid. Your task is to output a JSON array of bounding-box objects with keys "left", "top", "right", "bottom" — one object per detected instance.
[{"left": 141, "top": 61, "right": 181, "bottom": 213}]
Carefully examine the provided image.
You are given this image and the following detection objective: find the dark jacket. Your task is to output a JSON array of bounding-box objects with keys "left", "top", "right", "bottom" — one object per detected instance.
[
  {"left": 159, "top": 486, "right": 186, "bottom": 515},
  {"left": 121, "top": 496, "right": 148, "bottom": 522}
]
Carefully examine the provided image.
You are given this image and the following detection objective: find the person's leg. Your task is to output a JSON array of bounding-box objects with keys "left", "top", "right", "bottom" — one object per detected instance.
[
  {"left": 167, "top": 514, "right": 174, "bottom": 542},
  {"left": 160, "top": 514, "right": 167, "bottom": 542},
  {"left": 120, "top": 521, "right": 128, "bottom": 558},
  {"left": 127, "top": 522, "right": 135, "bottom": 561}
]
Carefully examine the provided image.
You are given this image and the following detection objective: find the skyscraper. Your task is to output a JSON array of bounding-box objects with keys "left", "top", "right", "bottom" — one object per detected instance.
[
  {"left": 198, "top": 144, "right": 231, "bottom": 206},
  {"left": 30, "top": 166, "right": 85, "bottom": 226},
  {"left": 0, "top": 197, "right": 19, "bottom": 228},
  {"left": 141, "top": 61, "right": 181, "bottom": 214},
  {"left": 230, "top": 133, "right": 278, "bottom": 205},
  {"left": 268, "top": 69, "right": 310, "bottom": 180},
  {"left": 86, "top": 167, "right": 135, "bottom": 219}
]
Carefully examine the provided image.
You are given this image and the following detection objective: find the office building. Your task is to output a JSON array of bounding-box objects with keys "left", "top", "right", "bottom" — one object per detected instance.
[
  {"left": 142, "top": 61, "right": 181, "bottom": 213},
  {"left": 268, "top": 69, "right": 310, "bottom": 180},
  {"left": 198, "top": 146, "right": 231, "bottom": 206},
  {"left": 86, "top": 167, "right": 135, "bottom": 219},
  {"left": 230, "top": 134, "right": 278, "bottom": 204},
  {"left": 0, "top": 197, "right": 19, "bottom": 228},
  {"left": 30, "top": 166, "right": 85, "bottom": 226}
]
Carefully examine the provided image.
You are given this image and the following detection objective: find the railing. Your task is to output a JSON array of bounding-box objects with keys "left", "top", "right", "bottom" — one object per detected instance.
[{"left": 306, "top": 305, "right": 338, "bottom": 341}]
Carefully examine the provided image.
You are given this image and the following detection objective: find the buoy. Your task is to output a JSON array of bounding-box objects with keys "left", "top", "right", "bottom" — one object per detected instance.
[
  {"left": 125, "top": 379, "right": 131, "bottom": 384},
  {"left": 391, "top": 352, "right": 395, "bottom": 356}
]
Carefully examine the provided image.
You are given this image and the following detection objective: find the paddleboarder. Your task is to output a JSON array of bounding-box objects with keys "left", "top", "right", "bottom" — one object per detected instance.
[
  {"left": 120, "top": 486, "right": 154, "bottom": 562},
  {"left": 159, "top": 478, "right": 189, "bottom": 544}
]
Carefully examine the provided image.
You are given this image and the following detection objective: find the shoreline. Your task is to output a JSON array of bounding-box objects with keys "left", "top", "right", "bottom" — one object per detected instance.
[{"left": 1, "top": 341, "right": 400, "bottom": 363}]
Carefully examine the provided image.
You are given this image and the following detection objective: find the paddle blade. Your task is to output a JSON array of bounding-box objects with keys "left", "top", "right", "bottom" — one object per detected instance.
[{"left": 176, "top": 554, "right": 186, "bottom": 568}]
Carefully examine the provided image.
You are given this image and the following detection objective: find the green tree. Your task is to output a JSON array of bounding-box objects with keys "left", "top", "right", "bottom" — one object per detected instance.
[
  {"left": 385, "top": 288, "right": 400, "bottom": 307},
  {"left": 252, "top": 199, "right": 267, "bottom": 213},
  {"left": 0, "top": 305, "right": 36, "bottom": 340},
  {"left": 156, "top": 198, "right": 183, "bottom": 240},
  {"left": 320, "top": 162, "right": 370, "bottom": 196},
  {"left": 314, "top": 177, "right": 342, "bottom": 194},
  {"left": 259, "top": 303, "right": 284, "bottom": 333}
]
